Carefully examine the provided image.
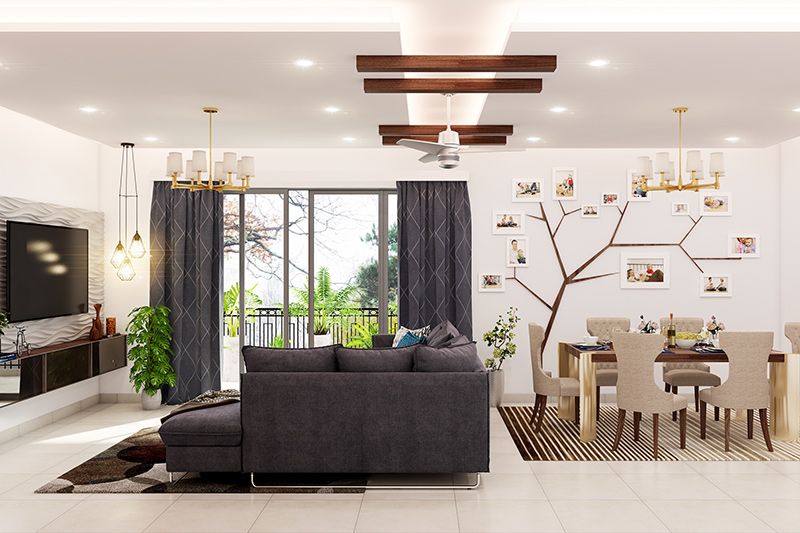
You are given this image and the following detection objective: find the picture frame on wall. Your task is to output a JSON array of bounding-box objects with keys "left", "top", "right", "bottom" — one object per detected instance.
[
  {"left": 506, "top": 237, "right": 529, "bottom": 268},
  {"left": 672, "top": 202, "right": 690, "bottom": 216},
  {"left": 581, "top": 205, "right": 599, "bottom": 218},
  {"left": 478, "top": 273, "right": 505, "bottom": 292},
  {"left": 700, "top": 192, "right": 732, "bottom": 216},
  {"left": 620, "top": 253, "right": 670, "bottom": 289},
  {"left": 601, "top": 193, "right": 619, "bottom": 207},
  {"left": 700, "top": 273, "right": 732, "bottom": 298},
  {"left": 511, "top": 179, "right": 543, "bottom": 203},
  {"left": 728, "top": 234, "right": 760, "bottom": 258},
  {"left": 627, "top": 169, "right": 650, "bottom": 202},
  {"left": 492, "top": 210, "right": 525, "bottom": 235},
  {"left": 552, "top": 167, "right": 577, "bottom": 201}
]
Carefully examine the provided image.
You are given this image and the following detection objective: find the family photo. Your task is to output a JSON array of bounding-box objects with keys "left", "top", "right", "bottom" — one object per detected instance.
[
  {"left": 728, "top": 234, "right": 760, "bottom": 257},
  {"left": 700, "top": 192, "right": 732, "bottom": 216},
  {"left": 552, "top": 168, "right": 577, "bottom": 200},
  {"left": 602, "top": 193, "right": 619, "bottom": 206},
  {"left": 511, "top": 179, "right": 542, "bottom": 202},
  {"left": 620, "top": 253, "right": 670, "bottom": 289},
  {"left": 506, "top": 237, "right": 529, "bottom": 267},
  {"left": 627, "top": 169, "right": 650, "bottom": 202},
  {"left": 478, "top": 273, "right": 505, "bottom": 292},
  {"left": 672, "top": 202, "right": 690, "bottom": 216},
  {"left": 701, "top": 273, "right": 733, "bottom": 297},
  {"left": 581, "top": 204, "right": 599, "bottom": 218},
  {"left": 492, "top": 210, "right": 525, "bottom": 234}
]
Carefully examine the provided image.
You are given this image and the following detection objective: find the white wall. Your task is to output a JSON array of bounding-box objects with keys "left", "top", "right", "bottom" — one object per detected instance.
[{"left": 779, "top": 136, "right": 800, "bottom": 351}]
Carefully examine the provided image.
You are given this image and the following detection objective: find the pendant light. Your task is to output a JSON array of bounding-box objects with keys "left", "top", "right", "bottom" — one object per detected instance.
[{"left": 111, "top": 142, "right": 145, "bottom": 281}]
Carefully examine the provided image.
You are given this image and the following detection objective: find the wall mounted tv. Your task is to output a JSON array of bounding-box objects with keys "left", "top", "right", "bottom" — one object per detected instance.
[{"left": 6, "top": 221, "right": 89, "bottom": 323}]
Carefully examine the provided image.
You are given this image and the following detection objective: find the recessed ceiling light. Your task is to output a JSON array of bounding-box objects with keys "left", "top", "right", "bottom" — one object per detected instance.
[
  {"left": 526, "top": 137, "right": 541, "bottom": 142},
  {"left": 588, "top": 59, "right": 609, "bottom": 67},
  {"left": 342, "top": 137, "right": 356, "bottom": 142},
  {"left": 294, "top": 59, "right": 315, "bottom": 68},
  {"left": 724, "top": 137, "right": 740, "bottom": 142},
  {"left": 144, "top": 136, "right": 158, "bottom": 142},
  {"left": 324, "top": 106, "right": 340, "bottom": 113},
  {"left": 793, "top": 107, "right": 800, "bottom": 112},
  {"left": 550, "top": 107, "right": 567, "bottom": 113},
  {"left": 79, "top": 106, "right": 98, "bottom": 113}
]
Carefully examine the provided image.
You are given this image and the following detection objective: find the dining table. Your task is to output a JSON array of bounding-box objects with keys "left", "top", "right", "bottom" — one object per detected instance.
[{"left": 557, "top": 342, "right": 800, "bottom": 443}]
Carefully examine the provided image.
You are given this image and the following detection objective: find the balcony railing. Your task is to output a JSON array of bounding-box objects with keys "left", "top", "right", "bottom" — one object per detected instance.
[{"left": 223, "top": 307, "right": 398, "bottom": 348}]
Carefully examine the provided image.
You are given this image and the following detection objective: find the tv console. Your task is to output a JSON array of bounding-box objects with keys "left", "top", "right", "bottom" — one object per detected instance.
[{"left": 0, "top": 335, "right": 126, "bottom": 404}]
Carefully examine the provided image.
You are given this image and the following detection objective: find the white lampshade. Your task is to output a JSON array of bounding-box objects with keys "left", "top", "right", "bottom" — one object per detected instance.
[
  {"left": 654, "top": 152, "right": 670, "bottom": 174},
  {"left": 185, "top": 159, "right": 194, "bottom": 178},
  {"left": 709, "top": 152, "right": 725, "bottom": 176},
  {"left": 647, "top": 159, "right": 653, "bottom": 179},
  {"left": 665, "top": 161, "right": 675, "bottom": 182},
  {"left": 166, "top": 152, "right": 183, "bottom": 175},
  {"left": 192, "top": 150, "right": 207, "bottom": 172},
  {"left": 240, "top": 156, "right": 255, "bottom": 177},
  {"left": 236, "top": 159, "right": 242, "bottom": 177},
  {"left": 223, "top": 152, "right": 237, "bottom": 173},
  {"left": 214, "top": 161, "right": 224, "bottom": 180},
  {"left": 636, "top": 156, "right": 651, "bottom": 178},
  {"left": 686, "top": 150, "right": 703, "bottom": 172}
]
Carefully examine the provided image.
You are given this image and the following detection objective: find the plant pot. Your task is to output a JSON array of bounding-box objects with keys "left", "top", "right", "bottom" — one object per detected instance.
[
  {"left": 314, "top": 333, "right": 333, "bottom": 347},
  {"left": 488, "top": 369, "right": 504, "bottom": 408},
  {"left": 222, "top": 336, "right": 240, "bottom": 383},
  {"left": 141, "top": 389, "right": 162, "bottom": 410}
]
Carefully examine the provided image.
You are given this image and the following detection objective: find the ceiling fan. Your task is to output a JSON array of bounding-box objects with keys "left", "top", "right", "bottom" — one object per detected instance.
[{"left": 396, "top": 94, "right": 522, "bottom": 169}]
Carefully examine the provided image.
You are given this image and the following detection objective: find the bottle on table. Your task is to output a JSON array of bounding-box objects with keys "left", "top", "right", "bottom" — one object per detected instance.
[{"left": 667, "top": 312, "right": 677, "bottom": 349}]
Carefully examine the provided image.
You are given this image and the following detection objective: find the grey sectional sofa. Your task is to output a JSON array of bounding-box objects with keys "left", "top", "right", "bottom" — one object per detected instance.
[{"left": 159, "top": 335, "right": 490, "bottom": 485}]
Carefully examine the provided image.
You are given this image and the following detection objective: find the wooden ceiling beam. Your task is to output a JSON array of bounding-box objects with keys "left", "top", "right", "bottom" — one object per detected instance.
[
  {"left": 357, "top": 55, "right": 557, "bottom": 73},
  {"left": 364, "top": 78, "right": 542, "bottom": 93},
  {"left": 382, "top": 135, "right": 507, "bottom": 146},
  {"left": 379, "top": 125, "right": 514, "bottom": 136}
]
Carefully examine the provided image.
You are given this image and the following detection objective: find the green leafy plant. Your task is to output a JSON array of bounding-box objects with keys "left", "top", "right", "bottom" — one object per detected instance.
[
  {"left": 346, "top": 322, "right": 379, "bottom": 348},
  {"left": 483, "top": 307, "right": 521, "bottom": 371},
  {"left": 0, "top": 312, "right": 7, "bottom": 337},
  {"left": 289, "top": 266, "right": 358, "bottom": 335},
  {"left": 223, "top": 283, "right": 263, "bottom": 337},
  {"left": 269, "top": 334, "right": 285, "bottom": 348},
  {"left": 126, "top": 305, "right": 177, "bottom": 397}
]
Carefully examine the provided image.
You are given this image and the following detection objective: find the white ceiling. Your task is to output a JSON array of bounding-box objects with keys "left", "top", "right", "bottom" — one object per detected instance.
[{"left": 0, "top": 1, "right": 799, "bottom": 150}]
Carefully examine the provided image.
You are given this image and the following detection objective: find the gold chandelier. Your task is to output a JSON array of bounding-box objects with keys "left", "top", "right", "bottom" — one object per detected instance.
[
  {"left": 166, "top": 108, "right": 253, "bottom": 193},
  {"left": 635, "top": 107, "right": 725, "bottom": 193}
]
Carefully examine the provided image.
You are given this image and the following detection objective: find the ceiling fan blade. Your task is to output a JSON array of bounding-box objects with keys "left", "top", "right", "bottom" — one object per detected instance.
[
  {"left": 418, "top": 153, "right": 439, "bottom": 163},
  {"left": 397, "top": 138, "right": 449, "bottom": 155},
  {"left": 457, "top": 146, "right": 525, "bottom": 154}
]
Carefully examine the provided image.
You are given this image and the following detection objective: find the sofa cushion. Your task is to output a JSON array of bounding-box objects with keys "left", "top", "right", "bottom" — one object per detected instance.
[
  {"left": 426, "top": 320, "right": 461, "bottom": 348},
  {"left": 159, "top": 402, "right": 242, "bottom": 447},
  {"left": 396, "top": 331, "right": 426, "bottom": 348},
  {"left": 242, "top": 345, "right": 339, "bottom": 372},
  {"left": 392, "top": 324, "right": 431, "bottom": 347},
  {"left": 414, "top": 342, "right": 484, "bottom": 372},
  {"left": 336, "top": 345, "right": 416, "bottom": 372}
]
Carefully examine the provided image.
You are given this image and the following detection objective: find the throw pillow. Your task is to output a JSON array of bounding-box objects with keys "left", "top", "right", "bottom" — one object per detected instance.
[
  {"left": 396, "top": 331, "right": 426, "bottom": 348},
  {"left": 335, "top": 345, "right": 417, "bottom": 372},
  {"left": 426, "top": 319, "right": 461, "bottom": 348},
  {"left": 413, "top": 342, "right": 484, "bottom": 373},
  {"left": 391, "top": 324, "right": 431, "bottom": 347},
  {"left": 242, "top": 345, "right": 340, "bottom": 372},
  {"left": 441, "top": 334, "right": 472, "bottom": 348}
]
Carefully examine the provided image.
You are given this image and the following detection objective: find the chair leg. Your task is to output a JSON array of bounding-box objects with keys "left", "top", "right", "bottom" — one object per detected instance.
[
  {"left": 530, "top": 394, "right": 542, "bottom": 425},
  {"left": 633, "top": 412, "right": 641, "bottom": 441},
  {"left": 694, "top": 386, "right": 700, "bottom": 412},
  {"left": 671, "top": 385, "right": 678, "bottom": 421},
  {"left": 665, "top": 382, "right": 670, "bottom": 393},
  {"left": 700, "top": 400, "right": 707, "bottom": 439},
  {"left": 596, "top": 387, "right": 601, "bottom": 420},
  {"left": 724, "top": 408, "right": 731, "bottom": 452},
  {"left": 611, "top": 409, "right": 626, "bottom": 451},
  {"left": 679, "top": 408, "right": 687, "bottom": 449},
  {"left": 574, "top": 396, "right": 580, "bottom": 425},
  {"left": 715, "top": 406, "right": 719, "bottom": 421},
  {"left": 653, "top": 413, "right": 660, "bottom": 459},
  {"left": 760, "top": 408, "right": 774, "bottom": 452},
  {"left": 747, "top": 409, "right": 754, "bottom": 439},
  {"left": 535, "top": 396, "right": 547, "bottom": 433}
]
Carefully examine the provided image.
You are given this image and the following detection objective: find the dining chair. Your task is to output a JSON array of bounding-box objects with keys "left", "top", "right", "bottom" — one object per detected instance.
[
  {"left": 529, "top": 322, "right": 580, "bottom": 432},
  {"left": 610, "top": 332, "right": 687, "bottom": 459},
  {"left": 699, "top": 331, "right": 774, "bottom": 453},
  {"left": 786, "top": 323, "right": 800, "bottom": 353},
  {"left": 659, "top": 316, "right": 721, "bottom": 418},
  {"left": 586, "top": 317, "right": 630, "bottom": 418}
]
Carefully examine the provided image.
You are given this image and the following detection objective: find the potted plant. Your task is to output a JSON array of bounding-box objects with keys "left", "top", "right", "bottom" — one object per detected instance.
[
  {"left": 222, "top": 283, "right": 262, "bottom": 382},
  {"left": 483, "top": 307, "right": 520, "bottom": 407},
  {"left": 126, "top": 305, "right": 177, "bottom": 410},
  {"left": 290, "top": 266, "right": 357, "bottom": 346}
]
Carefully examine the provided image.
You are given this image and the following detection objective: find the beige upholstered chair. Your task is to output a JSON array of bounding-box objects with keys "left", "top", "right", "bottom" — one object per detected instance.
[
  {"left": 786, "top": 323, "right": 800, "bottom": 353},
  {"left": 660, "top": 316, "right": 721, "bottom": 416},
  {"left": 699, "top": 331, "right": 774, "bottom": 452},
  {"left": 610, "top": 332, "right": 687, "bottom": 459},
  {"left": 586, "top": 317, "right": 630, "bottom": 418},
  {"left": 529, "top": 322, "right": 580, "bottom": 432}
]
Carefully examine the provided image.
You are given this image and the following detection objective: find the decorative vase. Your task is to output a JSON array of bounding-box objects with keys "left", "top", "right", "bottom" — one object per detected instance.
[
  {"left": 488, "top": 369, "right": 505, "bottom": 407},
  {"left": 222, "top": 336, "right": 240, "bottom": 384},
  {"left": 141, "top": 389, "right": 162, "bottom": 410},
  {"left": 314, "top": 334, "right": 333, "bottom": 347}
]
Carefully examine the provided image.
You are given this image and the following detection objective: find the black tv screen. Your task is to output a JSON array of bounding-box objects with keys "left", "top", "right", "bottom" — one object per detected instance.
[{"left": 6, "top": 221, "right": 89, "bottom": 323}]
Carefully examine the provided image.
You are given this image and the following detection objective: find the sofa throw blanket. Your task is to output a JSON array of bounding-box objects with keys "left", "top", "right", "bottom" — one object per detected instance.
[{"left": 160, "top": 389, "right": 240, "bottom": 423}]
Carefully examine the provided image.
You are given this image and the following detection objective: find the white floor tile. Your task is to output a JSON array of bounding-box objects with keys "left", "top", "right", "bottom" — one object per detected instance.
[
  {"left": 489, "top": 452, "right": 535, "bottom": 474},
  {"left": 0, "top": 452, "right": 75, "bottom": 474},
  {"left": 766, "top": 461, "right": 800, "bottom": 475},
  {"left": 645, "top": 499, "right": 774, "bottom": 533},
  {"left": 607, "top": 461, "right": 698, "bottom": 475},
  {"left": 455, "top": 473, "right": 546, "bottom": 501},
  {"left": 537, "top": 474, "right": 638, "bottom": 500},
  {"left": 363, "top": 488, "right": 454, "bottom": 500},
  {"left": 39, "top": 498, "right": 173, "bottom": 533},
  {"left": 144, "top": 499, "right": 267, "bottom": 533},
  {"left": 0, "top": 499, "right": 81, "bottom": 532},
  {"left": 704, "top": 474, "right": 800, "bottom": 500},
  {"left": 739, "top": 499, "right": 800, "bottom": 533},
  {"left": 250, "top": 499, "right": 361, "bottom": 532},
  {"left": 489, "top": 436, "right": 520, "bottom": 454},
  {"left": 550, "top": 500, "right": 669, "bottom": 533},
  {"left": 530, "top": 461, "right": 616, "bottom": 475},
  {"left": 687, "top": 461, "right": 784, "bottom": 475},
  {"left": 620, "top": 473, "right": 732, "bottom": 500},
  {"left": 456, "top": 500, "right": 564, "bottom": 533},
  {"left": 355, "top": 500, "right": 459, "bottom": 533}
]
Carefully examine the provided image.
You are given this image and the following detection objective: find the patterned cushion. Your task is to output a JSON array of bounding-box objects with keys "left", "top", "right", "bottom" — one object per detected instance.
[
  {"left": 335, "top": 345, "right": 416, "bottom": 372},
  {"left": 242, "top": 345, "right": 339, "bottom": 372},
  {"left": 392, "top": 324, "right": 431, "bottom": 347},
  {"left": 396, "top": 331, "right": 426, "bottom": 348}
]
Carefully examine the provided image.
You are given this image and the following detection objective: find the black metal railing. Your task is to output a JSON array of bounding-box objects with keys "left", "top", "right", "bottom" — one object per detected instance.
[{"left": 223, "top": 307, "right": 398, "bottom": 348}]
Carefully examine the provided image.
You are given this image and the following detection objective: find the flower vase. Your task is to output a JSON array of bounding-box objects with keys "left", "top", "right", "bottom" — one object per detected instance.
[{"left": 488, "top": 369, "right": 504, "bottom": 407}]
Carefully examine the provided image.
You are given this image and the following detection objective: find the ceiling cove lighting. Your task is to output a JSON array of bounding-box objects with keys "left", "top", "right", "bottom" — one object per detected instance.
[
  {"left": 111, "top": 142, "right": 145, "bottom": 281},
  {"left": 294, "top": 58, "right": 315, "bottom": 67},
  {"left": 724, "top": 137, "right": 740, "bottom": 142},
  {"left": 588, "top": 59, "right": 609, "bottom": 67},
  {"left": 550, "top": 106, "right": 566, "bottom": 113},
  {"left": 166, "top": 108, "right": 253, "bottom": 193},
  {"left": 80, "top": 106, "right": 97, "bottom": 113},
  {"left": 324, "top": 106, "right": 341, "bottom": 113},
  {"left": 526, "top": 136, "right": 541, "bottom": 142},
  {"left": 634, "top": 107, "right": 724, "bottom": 194}
]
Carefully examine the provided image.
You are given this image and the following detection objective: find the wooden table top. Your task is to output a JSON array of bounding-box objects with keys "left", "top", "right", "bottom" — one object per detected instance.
[{"left": 562, "top": 342, "right": 786, "bottom": 363}]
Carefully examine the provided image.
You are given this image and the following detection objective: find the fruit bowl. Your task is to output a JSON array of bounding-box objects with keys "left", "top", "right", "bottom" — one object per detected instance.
[{"left": 676, "top": 338, "right": 698, "bottom": 349}]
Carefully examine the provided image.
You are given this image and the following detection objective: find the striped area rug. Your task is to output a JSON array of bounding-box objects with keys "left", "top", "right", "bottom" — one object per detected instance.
[{"left": 499, "top": 405, "right": 800, "bottom": 461}]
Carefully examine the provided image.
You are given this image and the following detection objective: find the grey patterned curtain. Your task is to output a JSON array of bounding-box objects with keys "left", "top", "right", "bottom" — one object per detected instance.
[
  {"left": 397, "top": 181, "right": 473, "bottom": 338},
  {"left": 150, "top": 182, "right": 222, "bottom": 404}
]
